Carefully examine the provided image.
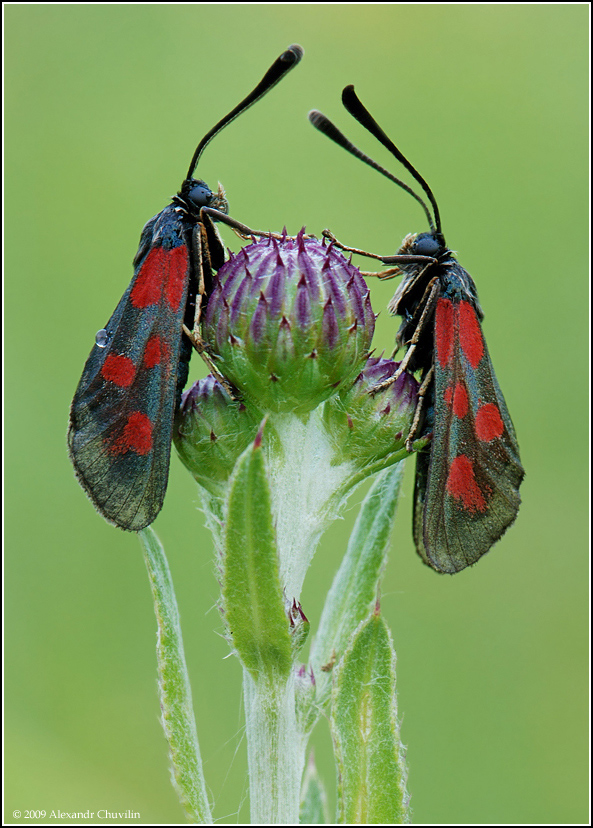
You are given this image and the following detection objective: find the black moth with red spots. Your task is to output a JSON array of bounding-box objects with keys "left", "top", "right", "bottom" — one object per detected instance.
[
  {"left": 393, "top": 233, "right": 524, "bottom": 573},
  {"left": 309, "top": 86, "right": 524, "bottom": 573},
  {"left": 68, "top": 46, "right": 303, "bottom": 531}
]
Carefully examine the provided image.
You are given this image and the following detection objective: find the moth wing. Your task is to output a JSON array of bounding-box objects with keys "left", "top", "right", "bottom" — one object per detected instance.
[
  {"left": 68, "top": 212, "right": 192, "bottom": 531},
  {"left": 414, "top": 297, "right": 524, "bottom": 573}
]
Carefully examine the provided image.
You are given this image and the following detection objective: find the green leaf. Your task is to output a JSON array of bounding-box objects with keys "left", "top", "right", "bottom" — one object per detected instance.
[
  {"left": 222, "top": 429, "right": 293, "bottom": 679},
  {"left": 300, "top": 751, "right": 330, "bottom": 824},
  {"left": 139, "top": 527, "right": 212, "bottom": 824},
  {"left": 311, "top": 463, "right": 404, "bottom": 702},
  {"left": 331, "top": 610, "right": 410, "bottom": 824}
]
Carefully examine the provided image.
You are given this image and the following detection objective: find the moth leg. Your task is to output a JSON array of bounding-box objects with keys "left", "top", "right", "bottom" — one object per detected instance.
[
  {"left": 321, "top": 228, "right": 437, "bottom": 279},
  {"left": 406, "top": 366, "right": 434, "bottom": 451},
  {"left": 321, "top": 228, "right": 387, "bottom": 261},
  {"left": 320, "top": 230, "right": 403, "bottom": 279},
  {"left": 181, "top": 322, "right": 235, "bottom": 398},
  {"left": 371, "top": 276, "right": 440, "bottom": 393},
  {"left": 201, "top": 207, "right": 316, "bottom": 242},
  {"left": 359, "top": 267, "right": 403, "bottom": 280},
  {"left": 192, "top": 292, "right": 204, "bottom": 339},
  {"left": 183, "top": 223, "right": 210, "bottom": 349},
  {"left": 183, "top": 224, "right": 235, "bottom": 396},
  {"left": 181, "top": 321, "right": 202, "bottom": 351}
]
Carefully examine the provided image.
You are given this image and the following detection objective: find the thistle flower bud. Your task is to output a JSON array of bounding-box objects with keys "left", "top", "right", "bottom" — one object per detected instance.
[
  {"left": 324, "top": 357, "right": 420, "bottom": 470},
  {"left": 202, "top": 230, "right": 375, "bottom": 414},
  {"left": 174, "top": 376, "right": 259, "bottom": 497}
]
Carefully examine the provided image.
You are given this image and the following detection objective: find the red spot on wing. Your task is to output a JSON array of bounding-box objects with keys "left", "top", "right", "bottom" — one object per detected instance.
[
  {"left": 458, "top": 300, "right": 484, "bottom": 368},
  {"left": 131, "top": 247, "right": 167, "bottom": 308},
  {"left": 444, "top": 381, "right": 468, "bottom": 418},
  {"left": 165, "top": 245, "right": 188, "bottom": 311},
  {"left": 452, "top": 382, "right": 468, "bottom": 418},
  {"left": 130, "top": 245, "right": 188, "bottom": 311},
  {"left": 475, "top": 402, "right": 504, "bottom": 441},
  {"left": 435, "top": 298, "right": 454, "bottom": 367},
  {"left": 102, "top": 354, "right": 136, "bottom": 387},
  {"left": 144, "top": 336, "right": 162, "bottom": 368},
  {"left": 446, "top": 455, "right": 489, "bottom": 512},
  {"left": 109, "top": 411, "right": 153, "bottom": 456}
]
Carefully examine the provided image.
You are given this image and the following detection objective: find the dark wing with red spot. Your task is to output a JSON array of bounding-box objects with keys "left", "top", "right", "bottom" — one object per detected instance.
[
  {"left": 68, "top": 207, "right": 193, "bottom": 531},
  {"left": 414, "top": 289, "right": 524, "bottom": 573}
]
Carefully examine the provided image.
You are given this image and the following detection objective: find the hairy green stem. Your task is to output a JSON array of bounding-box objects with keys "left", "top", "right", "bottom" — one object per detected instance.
[
  {"left": 243, "top": 669, "right": 306, "bottom": 824},
  {"left": 139, "top": 528, "right": 212, "bottom": 824}
]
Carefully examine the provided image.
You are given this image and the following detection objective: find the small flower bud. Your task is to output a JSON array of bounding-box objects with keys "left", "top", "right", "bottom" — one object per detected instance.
[
  {"left": 324, "top": 357, "right": 419, "bottom": 470},
  {"left": 288, "top": 598, "right": 310, "bottom": 656},
  {"left": 174, "top": 376, "right": 259, "bottom": 497},
  {"left": 202, "top": 230, "right": 375, "bottom": 414}
]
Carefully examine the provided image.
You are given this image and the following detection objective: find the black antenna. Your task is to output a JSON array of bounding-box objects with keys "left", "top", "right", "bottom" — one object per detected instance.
[
  {"left": 308, "top": 109, "right": 435, "bottom": 233},
  {"left": 341, "top": 85, "right": 442, "bottom": 236},
  {"left": 185, "top": 44, "right": 303, "bottom": 181}
]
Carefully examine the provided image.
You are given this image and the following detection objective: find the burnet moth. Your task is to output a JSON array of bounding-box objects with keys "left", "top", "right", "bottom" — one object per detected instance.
[
  {"left": 309, "top": 86, "right": 524, "bottom": 573},
  {"left": 68, "top": 45, "right": 303, "bottom": 532}
]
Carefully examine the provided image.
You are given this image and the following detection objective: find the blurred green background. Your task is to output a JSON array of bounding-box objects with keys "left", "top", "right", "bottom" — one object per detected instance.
[{"left": 5, "top": 5, "right": 588, "bottom": 825}]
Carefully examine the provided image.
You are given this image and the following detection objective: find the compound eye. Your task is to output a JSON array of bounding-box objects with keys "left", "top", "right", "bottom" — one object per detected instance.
[
  {"left": 188, "top": 183, "right": 213, "bottom": 208},
  {"left": 413, "top": 234, "right": 441, "bottom": 257}
]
